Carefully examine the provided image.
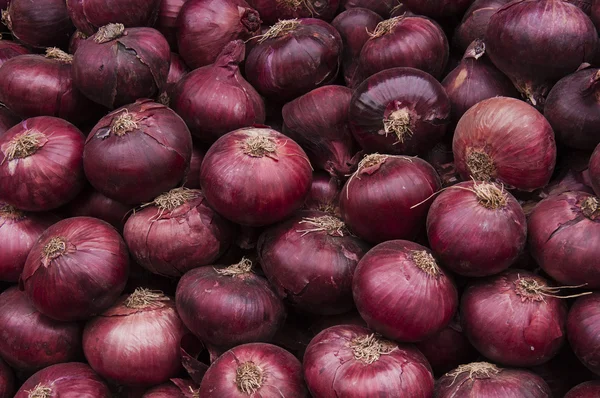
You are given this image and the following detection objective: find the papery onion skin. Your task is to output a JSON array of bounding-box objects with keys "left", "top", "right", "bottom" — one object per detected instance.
[
  {"left": 0, "top": 38, "right": 29, "bottom": 68},
  {"left": 462, "top": 269, "right": 567, "bottom": 367},
  {"left": 68, "top": 30, "right": 88, "bottom": 53},
  {"left": 157, "top": 0, "right": 189, "bottom": 49},
  {"left": 453, "top": 96, "right": 556, "bottom": 191},
  {"left": 183, "top": 146, "right": 204, "bottom": 189},
  {"left": 565, "top": 381, "right": 600, "bottom": 398},
  {"left": 177, "top": 0, "right": 261, "bottom": 69},
  {"left": 349, "top": 67, "right": 451, "bottom": 156},
  {"left": 62, "top": 189, "right": 130, "bottom": 232},
  {"left": 22, "top": 216, "right": 129, "bottom": 321},
  {"left": 304, "top": 172, "right": 341, "bottom": 214},
  {"left": 200, "top": 127, "right": 312, "bottom": 227},
  {"left": 143, "top": 379, "right": 198, "bottom": 397},
  {"left": 591, "top": 145, "right": 600, "bottom": 196},
  {"left": 341, "top": 0, "right": 397, "bottom": 17},
  {"left": 247, "top": 0, "right": 340, "bottom": 25},
  {"left": 304, "top": 324, "right": 434, "bottom": 397},
  {"left": 400, "top": 0, "right": 472, "bottom": 19},
  {"left": 0, "top": 358, "right": 14, "bottom": 398},
  {"left": 528, "top": 191, "right": 600, "bottom": 287},
  {"left": 453, "top": 0, "right": 511, "bottom": 53},
  {"left": 0, "top": 287, "right": 82, "bottom": 372},
  {"left": 83, "top": 99, "right": 192, "bottom": 205},
  {"left": 0, "top": 116, "right": 85, "bottom": 211},
  {"left": 567, "top": 293, "right": 600, "bottom": 376}
]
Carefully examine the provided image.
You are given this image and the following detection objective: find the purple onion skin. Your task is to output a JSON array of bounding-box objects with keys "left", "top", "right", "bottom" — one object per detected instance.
[
  {"left": 0, "top": 105, "right": 19, "bottom": 135},
  {"left": 62, "top": 189, "right": 131, "bottom": 232},
  {"left": 68, "top": 30, "right": 88, "bottom": 53},
  {"left": 0, "top": 38, "right": 29, "bottom": 68},
  {"left": 73, "top": 27, "right": 170, "bottom": 109},
  {"left": 341, "top": 0, "right": 397, "bottom": 17},
  {"left": 486, "top": 0, "right": 598, "bottom": 107},
  {"left": 165, "top": 53, "right": 189, "bottom": 91},
  {"left": 246, "top": 18, "right": 342, "bottom": 102},
  {"left": 183, "top": 146, "right": 204, "bottom": 189},
  {"left": 529, "top": 191, "right": 600, "bottom": 287},
  {"left": 566, "top": 381, "right": 600, "bottom": 398},
  {"left": 568, "top": 293, "right": 600, "bottom": 376},
  {"left": 462, "top": 270, "right": 567, "bottom": 367},
  {"left": 400, "top": 0, "right": 472, "bottom": 19},
  {"left": 453, "top": 0, "right": 511, "bottom": 53},
  {"left": 247, "top": 0, "right": 340, "bottom": 25},
  {"left": 349, "top": 67, "right": 451, "bottom": 156},
  {"left": 304, "top": 172, "right": 341, "bottom": 213},
  {"left": 143, "top": 379, "right": 198, "bottom": 397},
  {"left": 0, "top": 359, "right": 14, "bottom": 398},
  {"left": 592, "top": 145, "right": 600, "bottom": 196},
  {"left": 157, "top": 0, "right": 189, "bottom": 50},
  {"left": 0, "top": 287, "right": 82, "bottom": 372},
  {"left": 66, "top": 0, "right": 161, "bottom": 36},
  {"left": 171, "top": 40, "right": 265, "bottom": 145},
  {"left": 304, "top": 325, "right": 434, "bottom": 398}
]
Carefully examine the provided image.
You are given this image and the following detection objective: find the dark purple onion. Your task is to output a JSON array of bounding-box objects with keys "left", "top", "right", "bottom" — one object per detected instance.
[
  {"left": 568, "top": 293, "right": 600, "bottom": 376},
  {"left": 157, "top": 0, "right": 189, "bottom": 49},
  {"left": 62, "top": 188, "right": 131, "bottom": 232},
  {"left": 0, "top": 36, "right": 29, "bottom": 68},
  {"left": 0, "top": 358, "right": 14, "bottom": 398},
  {"left": 304, "top": 172, "right": 341, "bottom": 214},
  {"left": 566, "top": 381, "right": 600, "bottom": 398},
  {"left": 68, "top": 30, "right": 88, "bottom": 53},
  {"left": 341, "top": 0, "right": 397, "bottom": 17},
  {"left": 399, "top": 0, "right": 472, "bottom": 19},
  {"left": 247, "top": 0, "right": 340, "bottom": 24},
  {"left": 592, "top": 144, "right": 600, "bottom": 195},
  {"left": 453, "top": 0, "right": 511, "bottom": 52}
]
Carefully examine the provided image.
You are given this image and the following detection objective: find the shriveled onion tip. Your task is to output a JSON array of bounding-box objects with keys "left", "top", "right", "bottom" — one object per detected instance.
[
  {"left": 447, "top": 362, "right": 500, "bottom": 382},
  {"left": 473, "top": 182, "right": 507, "bottom": 209},
  {"left": 215, "top": 257, "right": 253, "bottom": 276},
  {"left": 152, "top": 187, "right": 197, "bottom": 211},
  {"left": 236, "top": 361, "right": 263, "bottom": 395},
  {"left": 3, "top": 131, "right": 45, "bottom": 161},
  {"left": 125, "top": 287, "right": 169, "bottom": 309},
  {"left": 45, "top": 47, "right": 73, "bottom": 63},
  {"left": 26, "top": 384, "right": 53, "bottom": 398},
  {"left": 581, "top": 196, "right": 599, "bottom": 218},
  {"left": 94, "top": 23, "right": 125, "bottom": 44},
  {"left": 0, "top": 204, "right": 24, "bottom": 219},
  {"left": 242, "top": 134, "right": 277, "bottom": 158},
  {"left": 257, "top": 19, "right": 300, "bottom": 43},
  {"left": 110, "top": 111, "right": 139, "bottom": 136},
  {"left": 383, "top": 108, "right": 413, "bottom": 144},
  {"left": 412, "top": 250, "right": 440, "bottom": 276},
  {"left": 43, "top": 237, "right": 67, "bottom": 260},
  {"left": 296, "top": 215, "right": 347, "bottom": 236},
  {"left": 350, "top": 334, "right": 396, "bottom": 364}
]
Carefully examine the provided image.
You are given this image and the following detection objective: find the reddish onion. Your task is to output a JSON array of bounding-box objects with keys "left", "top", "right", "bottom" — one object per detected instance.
[
  {"left": 304, "top": 324, "right": 434, "bottom": 397},
  {"left": 246, "top": 0, "right": 339, "bottom": 25},
  {"left": 453, "top": 97, "right": 557, "bottom": 191},
  {"left": 183, "top": 146, "right": 204, "bottom": 189},
  {"left": 143, "top": 379, "right": 198, "bottom": 397},
  {"left": 462, "top": 269, "right": 567, "bottom": 367},
  {"left": 21, "top": 216, "right": 129, "bottom": 321},
  {"left": 73, "top": 24, "right": 170, "bottom": 109},
  {"left": 486, "top": 0, "right": 598, "bottom": 106},
  {"left": 0, "top": 116, "right": 85, "bottom": 211},
  {"left": 592, "top": 145, "right": 600, "bottom": 195},
  {"left": 340, "top": 154, "right": 441, "bottom": 243},
  {"left": 0, "top": 287, "right": 82, "bottom": 372},
  {"left": 83, "top": 99, "right": 192, "bottom": 205},
  {"left": 341, "top": 0, "right": 397, "bottom": 17},
  {"left": 177, "top": 0, "right": 260, "bottom": 69},
  {"left": 0, "top": 35, "right": 29, "bottom": 67},
  {"left": 568, "top": 293, "right": 600, "bottom": 376},
  {"left": 349, "top": 67, "right": 451, "bottom": 156},
  {"left": 157, "top": 0, "right": 189, "bottom": 49},
  {"left": 435, "top": 362, "right": 552, "bottom": 397},
  {"left": 68, "top": 30, "right": 88, "bottom": 53},
  {"left": 304, "top": 172, "right": 341, "bottom": 214},
  {"left": 171, "top": 40, "right": 265, "bottom": 145},
  {"left": 0, "top": 358, "right": 14, "bottom": 398},
  {"left": 200, "top": 127, "right": 312, "bottom": 226},
  {"left": 257, "top": 210, "right": 369, "bottom": 315},
  {"left": 399, "top": 0, "right": 471, "bottom": 19},
  {"left": 453, "top": 0, "right": 510, "bottom": 53},
  {"left": 246, "top": 19, "right": 342, "bottom": 102},
  {"left": 529, "top": 191, "right": 600, "bottom": 287},
  {"left": 176, "top": 258, "right": 286, "bottom": 349},
  {"left": 566, "top": 381, "right": 600, "bottom": 398},
  {"left": 62, "top": 188, "right": 130, "bottom": 232}
]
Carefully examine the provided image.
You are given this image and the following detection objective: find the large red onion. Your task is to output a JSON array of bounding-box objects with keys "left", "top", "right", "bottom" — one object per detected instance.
[
  {"left": 124, "top": 188, "right": 234, "bottom": 277},
  {"left": 0, "top": 287, "right": 81, "bottom": 372},
  {"left": 247, "top": 0, "right": 339, "bottom": 25},
  {"left": 341, "top": 0, "right": 397, "bottom": 17},
  {"left": 0, "top": 116, "right": 85, "bottom": 211},
  {"left": 304, "top": 324, "right": 434, "bottom": 397},
  {"left": 21, "top": 216, "right": 129, "bottom": 321},
  {"left": 246, "top": 19, "right": 342, "bottom": 102},
  {"left": 177, "top": 0, "right": 260, "bottom": 69},
  {"left": 183, "top": 146, "right": 204, "bottom": 189},
  {"left": 73, "top": 24, "right": 170, "bottom": 109},
  {"left": 340, "top": 154, "right": 441, "bottom": 243},
  {"left": 0, "top": 36, "right": 29, "bottom": 68},
  {"left": 0, "top": 358, "right": 14, "bottom": 398},
  {"left": 349, "top": 67, "right": 451, "bottom": 156},
  {"left": 592, "top": 144, "right": 600, "bottom": 195},
  {"left": 453, "top": 97, "right": 557, "bottom": 191},
  {"left": 486, "top": 0, "right": 598, "bottom": 106},
  {"left": 304, "top": 172, "right": 341, "bottom": 214},
  {"left": 63, "top": 188, "right": 131, "bottom": 232},
  {"left": 171, "top": 40, "right": 265, "bottom": 145},
  {"left": 566, "top": 381, "right": 600, "bottom": 398},
  {"left": 200, "top": 127, "right": 312, "bottom": 226},
  {"left": 568, "top": 293, "right": 600, "bottom": 375},
  {"left": 399, "top": 0, "right": 471, "bottom": 19},
  {"left": 453, "top": 0, "right": 511, "bottom": 52},
  {"left": 257, "top": 210, "right": 369, "bottom": 315},
  {"left": 176, "top": 259, "right": 285, "bottom": 349},
  {"left": 435, "top": 362, "right": 552, "bottom": 397},
  {"left": 83, "top": 99, "right": 192, "bottom": 205},
  {"left": 529, "top": 191, "right": 600, "bottom": 287},
  {"left": 143, "top": 379, "right": 198, "bottom": 397},
  {"left": 157, "top": 0, "right": 189, "bottom": 49},
  {"left": 462, "top": 269, "right": 567, "bottom": 367}
]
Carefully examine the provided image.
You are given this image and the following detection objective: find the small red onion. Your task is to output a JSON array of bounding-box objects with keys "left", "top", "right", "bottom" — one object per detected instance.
[
  {"left": 200, "top": 127, "right": 312, "bottom": 226},
  {"left": 246, "top": 19, "right": 342, "bottom": 102},
  {"left": 83, "top": 99, "right": 192, "bottom": 205},
  {"left": 566, "top": 381, "right": 600, "bottom": 398},
  {"left": 568, "top": 293, "right": 600, "bottom": 376},
  {"left": 73, "top": 24, "right": 170, "bottom": 109},
  {"left": 0, "top": 116, "right": 85, "bottom": 211},
  {"left": 157, "top": 0, "right": 189, "bottom": 49},
  {"left": 453, "top": 0, "right": 511, "bottom": 53},
  {"left": 183, "top": 146, "right": 204, "bottom": 189},
  {"left": 0, "top": 287, "right": 82, "bottom": 372},
  {"left": 247, "top": 0, "right": 339, "bottom": 25},
  {"left": 177, "top": 0, "right": 261, "bottom": 69},
  {"left": 341, "top": 0, "right": 397, "bottom": 17},
  {"left": 62, "top": 188, "right": 131, "bottom": 232},
  {"left": 304, "top": 172, "right": 341, "bottom": 214},
  {"left": 171, "top": 40, "right": 265, "bottom": 145},
  {"left": 453, "top": 97, "right": 557, "bottom": 191},
  {"left": 592, "top": 144, "right": 600, "bottom": 195},
  {"left": 349, "top": 67, "right": 451, "bottom": 156},
  {"left": 462, "top": 269, "right": 567, "bottom": 367},
  {"left": 304, "top": 324, "right": 434, "bottom": 397},
  {"left": 68, "top": 30, "right": 88, "bottom": 53},
  {"left": 0, "top": 36, "right": 29, "bottom": 68},
  {"left": 143, "top": 379, "right": 198, "bottom": 397},
  {"left": 0, "top": 358, "right": 14, "bottom": 398},
  {"left": 399, "top": 0, "right": 472, "bottom": 19}
]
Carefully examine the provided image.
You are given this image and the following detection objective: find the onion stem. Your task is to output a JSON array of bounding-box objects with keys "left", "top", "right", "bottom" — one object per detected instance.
[
  {"left": 45, "top": 47, "right": 73, "bottom": 63},
  {"left": 110, "top": 111, "right": 139, "bottom": 136},
  {"left": 151, "top": 187, "right": 198, "bottom": 211},
  {"left": 447, "top": 362, "right": 500, "bottom": 383},
  {"left": 94, "top": 23, "right": 125, "bottom": 44},
  {"left": 383, "top": 108, "right": 413, "bottom": 144},
  {"left": 3, "top": 131, "right": 45, "bottom": 162},
  {"left": 466, "top": 149, "right": 495, "bottom": 182},
  {"left": 242, "top": 134, "right": 278, "bottom": 157},
  {"left": 369, "top": 17, "right": 402, "bottom": 38},
  {"left": 42, "top": 237, "right": 67, "bottom": 261}
]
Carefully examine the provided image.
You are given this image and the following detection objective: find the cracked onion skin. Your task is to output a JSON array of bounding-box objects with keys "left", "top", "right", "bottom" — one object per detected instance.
[
  {"left": 590, "top": 144, "right": 600, "bottom": 196},
  {"left": 568, "top": 293, "right": 600, "bottom": 376}
]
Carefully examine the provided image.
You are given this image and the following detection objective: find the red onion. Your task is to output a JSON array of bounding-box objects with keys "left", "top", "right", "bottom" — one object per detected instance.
[
  {"left": 171, "top": 40, "right": 265, "bottom": 145},
  {"left": 0, "top": 36, "right": 29, "bottom": 68},
  {"left": 68, "top": 30, "right": 88, "bottom": 53},
  {"left": 568, "top": 293, "right": 600, "bottom": 375},
  {"left": 453, "top": 97, "right": 557, "bottom": 191},
  {"left": 462, "top": 269, "right": 567, "bottom": 367},
  {"left": 592, "top": 145, "right": 600, "bottom": 195},
  {"left": 247, "top": 0, "right": 339, "bottom": 25},
  {"left": 246, "top": 19, "right": 342, "bottom": 102},
  {"left": 257, "top": 210, "right": 369, "bottom": 315},
  {"left": 359, "top": 16, "right": 448, "bottom": 82},
  {"left": 353, "top": 240, "right": 458, "bottom": 342},
  {"left": 177, "top": 0, "right": 261, "bottom": 69},
  {"left": 1, "top": 0, "right": 74, "bottom": 48},
  {"left": 143, "top": 379, "right": 198, "bottom": 397},
  {"left": 83, "top": 99, "right": 192, "bottom": 205},
  {"left": 183, "top": 146, "right": 204, "bottom": 189},
  {"left": 0, "top": 116, "right": 85, "bottom": 211},
  {"left": 73, "top": 24, "right": 170, "bottom": 109},
  {"left": 63, "top": 189, "right": 130, "bottom": 232},
  {"left": 304, "top": 172, "right": 341, "bottom": 214},
  {"left": 399, "top": 0, "right": 471, "bottom": 19},
  {"left": 442, "top": 40, "right": 518, "bottom": 122},
  {"left": 176, "top": 258, "right": 286, "bottom": 349},
  {"left": 0, "top": 287, "right": 81, "bottom": 372},
  {"left": 83, "top": 288, "right": 189, "bottom": 387},
  {"left": 435, "top": 362, "right": 552, "bottom": 397},
  {"left": 162, "top": 53, "right": 189, "bottom": 94},
  {"left": 124, "top": 188, "right": 234, "bottom": 277},
  {"left": 66, "top": 0, "right": 161, "bottom": 36},
  {"left": 157, "top": 0, "right": 189, "bottom": 49},
  {"left": 0, "top": 205, "right": 56, "bottom": 282},
  {"left": 200, "top": 127, "right": 312, "bottom": 226},
  {"left": 566, "top": 381, "right": 600, "bottom": 398},
  {"left": 0, "top": 105, "right": 19, "bottom": 136},
  {"left": 453, "top": 0, "right": 510, "bottom": 53},
  {"left": 349, "top": 67, "right": 451, "bottom": 156},
  {"left": 22, "top": 216, "right": 129, "bottom": 321},
  {"left": 529, "top": 191, "right": 600, "bottom": 287},
  {"left": 340, "top": 154, "right": 441, "bottom": 243},
  {"left": 0, "top": 358, "right": 14, "bottom": 398},
  {"left": 341, "top": 0, "right": 397, "bottom": 17},
  {"left": 282, "top": 85, "right": 360, "bottom": 178},
  {"left": 486, "top": 0, "right": 598, "bottom": 107},
  {"left": 304, "top": 324, "right": 434, "bottom": 397}
]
